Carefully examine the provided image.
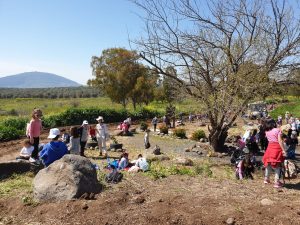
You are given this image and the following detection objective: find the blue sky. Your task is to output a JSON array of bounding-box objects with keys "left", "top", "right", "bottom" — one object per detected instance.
[{"left": 0, "top": 0, "right": 143, "bottom": 84}]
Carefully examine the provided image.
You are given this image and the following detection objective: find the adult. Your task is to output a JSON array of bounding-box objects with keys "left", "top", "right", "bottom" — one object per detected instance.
[
  {"left": 151, "top": 116, "right": 158, "bottom": 132},
  {"left": 39, "top": 128, "right": 68, "bottom": 167},
  {"left": 95, "top": 116, "right": 109, "bottom": 157},
  {"left": 78, "top": 120, "right": 89, "bottom": 157},
  {"left": 28, "top": 108, "right": 43, "bottom": 162},
  {"left": 285, "top": 111, "right": 290, "bottom": 124}
]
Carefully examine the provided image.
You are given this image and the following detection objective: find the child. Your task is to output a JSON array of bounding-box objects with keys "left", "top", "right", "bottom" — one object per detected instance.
[
  {"left": 262, "top": 119, "right": 285, "bottom": 188},
  {"left": 60, "top": 128, "right": 70, "bottom": 144},
  {"left": 69, "top": 126, "right": 80, "bottom": 155},
  {"left": 39, "top": 128, "right": 68, "bottom": 167},
  {"left": 28, "top": 108, "right": 43, "bottom": 162},
  {"left": 17, "top": 140, "right": 34, "bottom": 160},
  {"left": 89, "top": 125, "right": 97, "bottom": 142},
  {"left": 118, "top": 152, "right": 129, "bottom": 170},
  {"left": 95, "top": 116, "right": 109, "bottom": 157},
  {"left": 129, "top": 154, "right": 149, "bottom": 172},
  {"left": 144, "top": 129, "right": 150, "bottom": 149},
  {"left": 78, "top": 120, "right": 89, "bottom": 157},
  {"left": 286, "top": 133, "right": 298, "bottom": 159},
  {"left": 236, "top": 147, "right": 254, "bottom": 180}
]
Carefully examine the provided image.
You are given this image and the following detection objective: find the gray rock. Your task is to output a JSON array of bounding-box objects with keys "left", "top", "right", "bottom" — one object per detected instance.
[
  {"left": 260, "top": 198, "right": 274, "bottom": 206},
  {"left": 33, "top": 155, "right": 102, "bottom": 202},
  {"left": 184, "top": 148, "right": 191, "bottom": 152},
  {"left": 226, "top": 217, "right": 235, "bottom": 225},
  {"left": 174, "top": 157, "right": 194, "bottom": 166}
]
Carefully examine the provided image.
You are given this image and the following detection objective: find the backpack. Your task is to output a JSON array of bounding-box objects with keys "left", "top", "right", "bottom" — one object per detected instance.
[
  {"left": 105, "top": 169, "right": 123, "bottom": 183},
  {"left": 153, "top": 145, "right": 161, "bottom": 155},
  {"left": 284, "top": 160, "right": 298, "bottom": 179}
]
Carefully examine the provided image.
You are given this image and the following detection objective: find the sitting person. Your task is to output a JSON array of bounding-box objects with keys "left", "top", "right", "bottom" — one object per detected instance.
[
  {"left": 129, "top": 154, "right": 149, "bottom": 172},
  {"left": 17, "top": 140, "right": 34, "bottom": 160},
  {"left": 118, "top": 152, "right": 129, "bottom": 170},
  {"left": 121, "top": 121, "right": 129, "bottom": 135},
  {"left": 236, "top": 147, "right": 254, "bottom": 180},
  {"left": 39, "top": 128, "right": 68, "bottom": 167}
]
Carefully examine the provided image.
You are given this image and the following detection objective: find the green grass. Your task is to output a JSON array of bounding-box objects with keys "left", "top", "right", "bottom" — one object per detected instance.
[
  {"left": 0, "top": 97, "right": 202, "bottom": 122},
  {"left": 270, "top": 99, "right": 300, "bottom": 118},
  {"left": 0, "top": 173, "right": 34, "bottom": 198}
]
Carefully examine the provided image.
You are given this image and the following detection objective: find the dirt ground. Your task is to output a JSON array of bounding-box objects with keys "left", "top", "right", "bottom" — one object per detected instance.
[{"left": 0, "top": 119, "right": 300, "bottom": 225}]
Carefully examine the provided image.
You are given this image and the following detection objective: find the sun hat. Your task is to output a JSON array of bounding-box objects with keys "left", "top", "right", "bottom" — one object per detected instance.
[
  {"left": 96, "top": 116, "right": 104, "bottom": 121},
  {"left": 82, "top": 120, "right": 89, "bottom": 125},
  {"left": 48, "top": 128, "right": 60, "bottom": 139}
]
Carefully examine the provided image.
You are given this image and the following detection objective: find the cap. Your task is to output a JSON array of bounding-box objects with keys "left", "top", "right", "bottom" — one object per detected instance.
[
  {"left": 243, "top": 147, "right": 250, "bottom": 154},
  {"left": 96, "top": 116, "right": 104, "bottom": 121},
  {"left": 47, "top": 128, "right": 60, "bottom": 139},
  {"left": 82, "top": 120, "right": 89, "bottom": 125}
]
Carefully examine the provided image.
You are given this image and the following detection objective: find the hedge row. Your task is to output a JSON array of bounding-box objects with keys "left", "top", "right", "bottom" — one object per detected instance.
[{"left": 0, "top": 108, "right": 162, "bottom": 141}]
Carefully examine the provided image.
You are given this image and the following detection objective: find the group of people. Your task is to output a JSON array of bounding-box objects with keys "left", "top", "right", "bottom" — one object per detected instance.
[
  {"left": 20, "top": 109, "right": 110, "bottom": 166},
  {"left": 235, "top": 116, "right": 299, "bottom": 189}
]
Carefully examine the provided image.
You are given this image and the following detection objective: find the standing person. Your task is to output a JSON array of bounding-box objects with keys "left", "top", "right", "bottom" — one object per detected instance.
[
  {"left": 151, "top": 116, "right": 158, "bottom": 132},
  {"left": 95, "top": 116, "right": 109, "bottom": 157},
  {"left": 277, "top": 115, "right": 283, "bottom": 126},
  {"left": 60, "top": 128, "right": 70, "bottom": 144},
  {"left": 39, "top": 128, "right": 68, "bottom": 167},
  {"left": 262, "top": 119, "right": 285, "bottom": 188},
  {"left": 78, "top": 120, "right": 89, "bottom": 157},
  {"left": 285, "top": 111, "right": 290, "bottom": 124},
  {"left": 258, "top": 121, "right": 268, "bottom": 152},
  {"left": 69, "top": 126, "right": 80, "bottom": 155},
  {"left": 89, "top": 125, "right": 97, "bottom": 142},
  {"left": 28, "top": 108, "right": 43, "bottom": 162},
  {"left": 144, "top": 129, "right": 150, "bottom": 149}
]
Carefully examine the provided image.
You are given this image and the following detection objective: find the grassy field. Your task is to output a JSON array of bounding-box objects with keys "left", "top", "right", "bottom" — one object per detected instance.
[
  {"left": 0, "top": 96, "right": 298, "bottom": 122},
  {"left": 0, "top": 97, "right": 202, "bottom": 121}
]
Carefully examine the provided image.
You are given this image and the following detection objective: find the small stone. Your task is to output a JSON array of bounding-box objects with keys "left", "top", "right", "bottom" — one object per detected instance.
[
  {"left": 260, "top": 198, "right": 274, "bottom": 206},
  {"left": 184, "top": 148, "right": 191, "bottom": 152},
  {"left": 159, "top": 199, "right": 163, "bottom": 202},
  {"left": 297, "top": 211, "right": 300, "bottom": 215},
  {"left": 133, "top": 196, "right": 145, "bottom": 204},
  {"left": 82, "top": 202, "right": 88, "bottom": 210},
  {"left": 226, "top": 217, "right": 235, "bottom": 225}
]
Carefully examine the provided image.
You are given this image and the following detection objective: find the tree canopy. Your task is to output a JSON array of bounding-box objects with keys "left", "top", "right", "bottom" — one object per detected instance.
[{"left": 132, "top": 0, "right": 300, "bottom": 151}]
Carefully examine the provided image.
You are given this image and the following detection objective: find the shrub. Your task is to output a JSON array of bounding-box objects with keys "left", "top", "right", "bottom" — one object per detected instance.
[
  {"left": 0, "top": 126, "right": 23, "bottom": 141},
  {"left": 2, "top": 118, "right": 28, "bottom": 131},
  {"left": 173, "top": 128, "right": 186, "bottom": 139},
  {"left": 191, "top": 129, "right": 206, "bottom": 141},
  {"left": 140, "top": 121, "right": 148, "bottom": 131},
  {"left": 159, "top": 125, "right": 168, "bottom": 134}
]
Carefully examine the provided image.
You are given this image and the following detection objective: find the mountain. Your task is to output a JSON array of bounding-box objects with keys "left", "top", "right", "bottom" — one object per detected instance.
[{"left": 0, "top": 72, "right": 81, "bottom": 88}]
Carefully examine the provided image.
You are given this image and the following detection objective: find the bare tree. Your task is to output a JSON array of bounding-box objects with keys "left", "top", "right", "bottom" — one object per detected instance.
[{"left": 131, "top": 0, "right": 300, "bottom": 151}]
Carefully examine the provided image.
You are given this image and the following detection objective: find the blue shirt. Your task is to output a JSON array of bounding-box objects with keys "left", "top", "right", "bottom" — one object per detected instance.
[{"left": 39, "top": 141, "right": 68, "bottom": 167}]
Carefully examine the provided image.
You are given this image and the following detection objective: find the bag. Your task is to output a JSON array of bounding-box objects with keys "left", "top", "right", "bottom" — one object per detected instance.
[
  {"left": 153, "top": 145, "right": 161, "bottom": 155},
  {"left": 105, "top": 169, "right": 123, "bottom": 183},
  {"left": 284, "top": 160, "right": 298, "bottom": 179}
]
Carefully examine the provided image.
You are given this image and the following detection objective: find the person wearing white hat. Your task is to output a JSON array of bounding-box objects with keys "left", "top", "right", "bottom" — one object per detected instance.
[
  {"left": 78, "top": 120, "right": 89, "bottom": 157},
  {"left": 95, "top": 116, "right": 109, "bottom": 157},
  {"left": 39, "top": 128, "right": 68, "bottom": 166}
]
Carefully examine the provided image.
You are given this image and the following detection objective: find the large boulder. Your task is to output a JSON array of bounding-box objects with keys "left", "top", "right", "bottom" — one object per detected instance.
[
  {"left": 146, "top": 154, "right": 170, "bottom": 162},
  {"left": 33, "top": 155, "right": 102, "bottom": 202},
  {"left": 174, "top": 157, "right": 194, "bottom": 166}
]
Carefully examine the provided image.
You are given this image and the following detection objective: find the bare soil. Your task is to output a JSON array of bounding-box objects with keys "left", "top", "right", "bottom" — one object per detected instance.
[{"left": 0, "top": 120, "right": 300, "bottom": 225}]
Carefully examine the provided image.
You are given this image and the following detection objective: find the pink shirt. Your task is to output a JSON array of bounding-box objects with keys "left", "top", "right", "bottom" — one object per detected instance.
[
  {"left": 265, "top": 128, "right": 281, "bottom": 143},
  {"left": 29, "top": 119, "right": 42, "bottom": 138}
]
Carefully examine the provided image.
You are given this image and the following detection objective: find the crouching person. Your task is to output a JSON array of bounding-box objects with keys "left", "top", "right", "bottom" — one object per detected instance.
[
  {"left": 39, "top": 128, "right": 68, "bottom": 167},
  {"left": 129, "top": 154, "right": 149, "bottom": 172},
  {"left": 236, "top": 148, "right": 254, "bottom": 180}
]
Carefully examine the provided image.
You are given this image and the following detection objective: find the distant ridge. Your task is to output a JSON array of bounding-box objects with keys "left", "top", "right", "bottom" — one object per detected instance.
[{"left": 0, "top": 72, "right": 81, "bottom": 88}]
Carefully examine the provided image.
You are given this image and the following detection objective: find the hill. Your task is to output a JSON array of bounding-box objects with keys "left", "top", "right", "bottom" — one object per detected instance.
[{"left": 0, "top": 72, "right": 81, "bottom": 88}]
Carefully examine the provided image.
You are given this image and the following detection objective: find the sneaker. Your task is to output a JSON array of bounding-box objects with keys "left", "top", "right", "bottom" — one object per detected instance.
[
  {"left": 29, "top": 157, "right": 36, "bottom": 163},
  {"left": 264, "top": 178, "right": 270, "bottom": 184},
  {"left": 274, "top": 181, "right": 283, "bottom": 188}
]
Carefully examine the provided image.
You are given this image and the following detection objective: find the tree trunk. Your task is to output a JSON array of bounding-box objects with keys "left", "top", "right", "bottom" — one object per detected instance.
[{"left": 208, "top": 127, "right": 228, "bottom": 152}]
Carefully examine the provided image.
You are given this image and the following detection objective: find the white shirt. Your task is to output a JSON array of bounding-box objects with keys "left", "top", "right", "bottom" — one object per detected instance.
[
  {"left": 96, "top": 123, "right": 108, "bottom": 138},
  {"left": 20, "top": 146, "right": 34, "bottom": 156}
]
